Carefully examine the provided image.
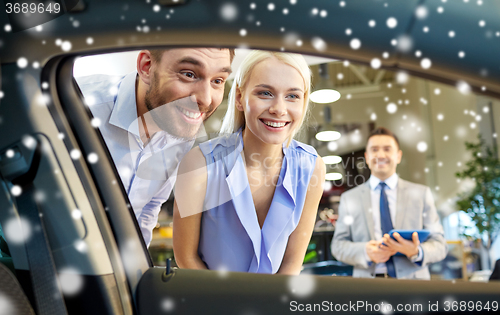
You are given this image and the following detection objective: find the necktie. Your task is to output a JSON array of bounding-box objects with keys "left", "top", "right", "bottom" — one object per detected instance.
[{"left": 379, "top": 182, "right": 396, "bottom": 278}]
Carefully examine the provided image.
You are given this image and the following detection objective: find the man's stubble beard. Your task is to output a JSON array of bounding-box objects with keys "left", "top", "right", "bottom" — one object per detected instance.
[{"left": 144, "top": 71, "right": 216, "bottom": 141}]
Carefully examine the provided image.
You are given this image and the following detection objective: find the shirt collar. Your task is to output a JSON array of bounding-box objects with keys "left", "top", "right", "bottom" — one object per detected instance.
[
  {"left": 108, "top": 71, "right": 140, "bottom": 136},
  {"left": 369, "top": 173, "right": 399, "bottom": 191}
]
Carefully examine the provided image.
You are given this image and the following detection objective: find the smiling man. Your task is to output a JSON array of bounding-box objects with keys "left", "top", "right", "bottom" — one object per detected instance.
[
  {"left": 331, "top": 127, "right": 447, "bottom": 279},
  {"left": 77, "top": 48, "right": 234, "bottom": 246}
]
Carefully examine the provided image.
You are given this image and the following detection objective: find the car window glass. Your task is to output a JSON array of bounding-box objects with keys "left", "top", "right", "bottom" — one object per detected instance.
[{"left": 73, "top": 49, "right": 500, "bottom": 280}]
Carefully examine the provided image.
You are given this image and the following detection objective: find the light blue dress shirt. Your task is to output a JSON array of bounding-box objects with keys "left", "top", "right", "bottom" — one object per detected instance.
[
  {"left": 197, "top": 131, "right": 318, "bottom": 274},
  {"left": 77, "top": 72, "right": 194, "bottom": 246}
]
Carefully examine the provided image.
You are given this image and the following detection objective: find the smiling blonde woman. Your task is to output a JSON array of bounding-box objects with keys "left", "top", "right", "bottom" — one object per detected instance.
[{"left": 173, "top": 50, "right": 325, "bottom": 275}]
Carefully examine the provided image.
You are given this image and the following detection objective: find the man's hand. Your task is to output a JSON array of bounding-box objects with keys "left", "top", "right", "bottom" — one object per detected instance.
[
  {"left": 366, "top": 240, "right": 397, "bottom": 263},
  {"left": 381, "top": 232, "right": 420, "bottom": 258}
]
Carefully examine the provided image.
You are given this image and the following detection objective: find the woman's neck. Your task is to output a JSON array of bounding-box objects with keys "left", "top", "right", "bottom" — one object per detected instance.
[{"left": 241, "top": 128, "right": 284, "bottom": 170}]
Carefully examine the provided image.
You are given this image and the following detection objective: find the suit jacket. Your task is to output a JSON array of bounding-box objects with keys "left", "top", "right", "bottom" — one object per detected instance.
[{"left": 331, "top": 178, "right": 447, "bottom": 279}]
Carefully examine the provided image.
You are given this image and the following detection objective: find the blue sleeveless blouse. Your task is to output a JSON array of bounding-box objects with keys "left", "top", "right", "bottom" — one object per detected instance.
[{"left": 197, "top": 131, "right": 318, "bottom": 274}]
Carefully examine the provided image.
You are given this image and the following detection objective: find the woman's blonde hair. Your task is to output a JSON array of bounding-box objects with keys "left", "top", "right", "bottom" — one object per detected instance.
[{"left": 219, "top": 50, "right": 312, "bottom": 146}]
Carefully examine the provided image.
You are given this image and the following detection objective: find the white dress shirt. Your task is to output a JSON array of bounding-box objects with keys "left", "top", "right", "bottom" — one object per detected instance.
[
  {"left": 366, "top": 173, "right": 422, "bottom": 274},
  {"left": 77, "top": 72, "right": 194, "bottom": 247}
]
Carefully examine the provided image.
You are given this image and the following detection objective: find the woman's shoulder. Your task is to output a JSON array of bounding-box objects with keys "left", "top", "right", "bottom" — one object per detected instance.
[
  {"left": 288, "top": 139, "right": 318, "bottom": 157},
  {"left": 198, "top": 132, "right": 242, "bottom": 157},
  {"left": 178, "top": 146, "right": 206, "bottom": 174},
  {"left": 288, "top": 141, "right": 325, "bottom": 190}
]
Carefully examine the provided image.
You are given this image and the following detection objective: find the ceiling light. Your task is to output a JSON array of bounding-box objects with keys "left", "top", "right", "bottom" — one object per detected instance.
[
  {"left": 310, "top": 89, "right": 341, "bottom": 104},
  {"left": 325, "top": 173, "right": 343, "bottom": 181},
  {"left": 315, "top": 130, "right": 341, "bottom": 141},
  {"left": 322, "top": 155, "right": 342, "bottom": 164}
]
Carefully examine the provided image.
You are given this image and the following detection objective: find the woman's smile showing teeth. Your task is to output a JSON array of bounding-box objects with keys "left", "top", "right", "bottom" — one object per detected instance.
[{"left": 260, "top": 119, "right": 289, "bottom": 129}]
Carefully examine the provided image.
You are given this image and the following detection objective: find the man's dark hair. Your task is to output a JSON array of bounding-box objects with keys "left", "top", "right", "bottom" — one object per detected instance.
[
  {"left": 367, "top": 127, "right": 400, "bottom": 149},
  {"left": 149, "top": 48, "right": 236, "bottom": 64}
]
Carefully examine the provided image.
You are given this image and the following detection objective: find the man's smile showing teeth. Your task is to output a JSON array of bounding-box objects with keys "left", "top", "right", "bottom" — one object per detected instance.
[{"left": 178, "top": 107, "right": 202, "bottom": 119}]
